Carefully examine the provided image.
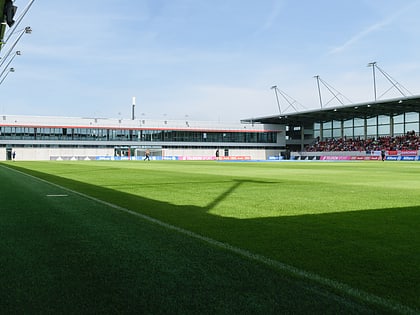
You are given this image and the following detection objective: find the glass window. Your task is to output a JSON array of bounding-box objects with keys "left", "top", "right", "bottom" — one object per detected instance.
[
  {"left": 405, "top": 112, "right": 419, "bottom": 122},
  {"left": 405, "top": 122, "right": 419, "bottom": 133},
  {"left": 353, "top": 127, "right": 364, "bottom": 137},
  {"left": 343, "top": 119, "right": 353, "bottom": 128},
  {"left": 353, "top": 118, "right": 364, "bottom": 127},
  {"left": 323, "top": 129, "right": 332, "bottom": 138},
  {"left": 366, "top": 117, "right": 376, "bottom": 126},
  {"left": 393, "top": 114, "right": 404, "bottom": 124},
  {"left": 333, "top": 128, "right": 341, "bottom": 138},
  {"left": 343, "top": 128, "right": 353, "bottom": 138},
  {"left": 366, "top": 126, "right": 377, "bottom": 137},
  {"left": 378, "top": 115, "right": 389, "bottom": 124},
  {"left": 323, "top": 121, "right": 332, "bottom": 129},
  {"left": 378, "top": 124, "right": 390, "bottom": 135},
  {"left": 393, "top": 124, "right": 404, "bottom": 135}
]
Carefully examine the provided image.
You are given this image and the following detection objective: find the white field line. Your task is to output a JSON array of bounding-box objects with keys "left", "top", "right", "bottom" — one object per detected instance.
[
  {"left": 3, "top": 165, "right": 419, "bottom": 315},
  {"left": 47, "top": 194, "right": 68, "bottom": 197}
]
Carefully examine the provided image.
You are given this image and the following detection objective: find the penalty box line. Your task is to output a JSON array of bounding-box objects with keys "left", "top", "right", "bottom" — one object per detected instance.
[{"left": 4, "top": 165, "right": 419, "bottom": 315}]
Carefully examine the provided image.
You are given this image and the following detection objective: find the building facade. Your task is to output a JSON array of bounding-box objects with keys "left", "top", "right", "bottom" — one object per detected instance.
[
  {"left": 314, "top": 112, "right": 420, "bottom": 140},
  {"left": 0, "top": 115, "right": 285, "bottom": 161}
]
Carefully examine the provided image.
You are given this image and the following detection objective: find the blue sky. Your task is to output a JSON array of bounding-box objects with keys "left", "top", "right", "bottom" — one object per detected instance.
[{"left": 2, "top": 0, "right": 420, "bottom": 121}]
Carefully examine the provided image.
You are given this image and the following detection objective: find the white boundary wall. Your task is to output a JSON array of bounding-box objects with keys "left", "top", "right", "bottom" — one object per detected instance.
[
  {"left": 3, "top": 147, "right": 279, "bottom": 161},
  {"left": 9, "top": 148, "right": 114, "bottom": 161}
]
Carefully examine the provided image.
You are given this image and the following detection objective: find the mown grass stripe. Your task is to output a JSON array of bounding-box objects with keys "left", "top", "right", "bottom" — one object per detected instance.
[{"left": 3, "top": 164, "right": 419, "bottom": 315}]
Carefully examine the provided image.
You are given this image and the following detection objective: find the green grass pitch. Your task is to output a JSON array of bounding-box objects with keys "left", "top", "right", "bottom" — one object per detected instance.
[{"left": 1, "top": 160, "right": 419, "bottom": 314}]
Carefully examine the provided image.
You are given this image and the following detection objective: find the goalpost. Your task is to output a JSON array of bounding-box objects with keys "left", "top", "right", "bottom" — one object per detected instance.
[{"left": 134, "top": 148, "right": 163, "bottom": 160}]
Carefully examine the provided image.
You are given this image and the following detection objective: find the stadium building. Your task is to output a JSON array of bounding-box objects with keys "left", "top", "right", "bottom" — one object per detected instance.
[
  {"left": 0, "top": 114, "right": 285, "bottom": 161},
  {"left": 2, "top": 95, "right": 420, "bottom": 161},
  {"left": 1, "top": 2, "right": 419, "bottom": 162}
]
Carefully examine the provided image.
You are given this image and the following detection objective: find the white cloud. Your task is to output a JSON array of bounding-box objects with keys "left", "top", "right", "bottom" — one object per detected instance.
[{"left": 329, "top": 1, "right": 420, "bottom": 55}]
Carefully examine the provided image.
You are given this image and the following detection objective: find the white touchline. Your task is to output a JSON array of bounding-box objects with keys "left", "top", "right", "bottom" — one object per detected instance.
[
  {"left": 2, "top": 165, "right": 418, "bottom": 315},
  {"left": 47, "top": 194, "right": 69, "bottom": 197}
]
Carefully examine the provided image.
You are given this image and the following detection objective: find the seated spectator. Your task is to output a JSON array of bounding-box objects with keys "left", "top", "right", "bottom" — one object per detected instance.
[{"left": 305, "top": 132, "right": 420, "bottom": 152}]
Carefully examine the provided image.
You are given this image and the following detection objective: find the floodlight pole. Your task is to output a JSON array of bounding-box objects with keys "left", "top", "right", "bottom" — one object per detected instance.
[
  {"left": 0, "top": 67, "right": 15, "bottom": 85},
  {"left": 0, "top": 50, "right": 19, "bottom": 80},
  {"left": 0, "top": 26, "right": 31, "bottom": 69},
  {"left": 270, "top": 85, "right": 282, "bottom": 114},
  {"left": 368, "top": 61, "right": 377, "bottom": 101},
  {"left": 314, "top": 75, "right": 323, "bottom": 108}
]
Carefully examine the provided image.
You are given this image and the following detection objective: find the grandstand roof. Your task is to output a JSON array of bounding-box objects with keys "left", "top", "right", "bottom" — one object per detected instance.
[{"left": 242, "top": 95, "right": 420, "bottom": 126}]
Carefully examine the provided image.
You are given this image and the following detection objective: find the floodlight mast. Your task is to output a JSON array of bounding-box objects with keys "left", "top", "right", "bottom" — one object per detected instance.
[
  {"left": 367, "top": 61, "right": 377, "bottom": 101},
  {"left": 0, "top": 49, "right": 19, "bottom": 79},
  {"left": 314, "top": 75, "right": 323, "bottom": 108},
  {"left": 0, "top": 66, "right": 14, "bottom": 85},
  {"left": 270, "top": 85, "right": 304, "bottom": 113},
  {"left": 0, "top": 26, "right": 30, "bottom": 68},
  {"left": 0, "top": 0, "right": 35, "bottom": 85},
  {"left": 312, "top": 75, "right": 353, "bottom": 108},
  {"left": 270, "top": 85, "right": 282, "bottom": 114},
  {"left": 367, "top": 61, "right": 412, "bottom": 100}
]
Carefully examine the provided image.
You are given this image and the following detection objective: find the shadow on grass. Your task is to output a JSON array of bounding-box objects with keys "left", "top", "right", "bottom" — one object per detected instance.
[{"left": 2, "top": 163, "right": 420, "bottom": 314}]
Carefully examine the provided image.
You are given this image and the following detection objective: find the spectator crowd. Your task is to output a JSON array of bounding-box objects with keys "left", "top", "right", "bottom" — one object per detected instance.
[{"left": 305, "top": 130, "right": 420, "bottom": 152}]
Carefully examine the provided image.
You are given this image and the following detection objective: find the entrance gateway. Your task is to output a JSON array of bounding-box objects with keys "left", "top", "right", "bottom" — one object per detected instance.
[{"left": 6, "top": 147, "right": 12, "bottom": 160}]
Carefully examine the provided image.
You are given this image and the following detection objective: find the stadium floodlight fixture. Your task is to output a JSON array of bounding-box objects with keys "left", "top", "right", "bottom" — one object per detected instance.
[{"left": 3, "top": 0, "right": 35, "bottom": 44}]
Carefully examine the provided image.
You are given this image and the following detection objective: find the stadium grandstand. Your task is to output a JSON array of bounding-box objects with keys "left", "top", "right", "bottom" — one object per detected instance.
[{"left": 243, "top": 95, "right": 420, "bottom": 161}]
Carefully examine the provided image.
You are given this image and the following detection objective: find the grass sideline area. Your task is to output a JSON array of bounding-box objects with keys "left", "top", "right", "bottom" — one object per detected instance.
[{"left": 1, "top": 160, "right": 419, "bottom": 314}]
